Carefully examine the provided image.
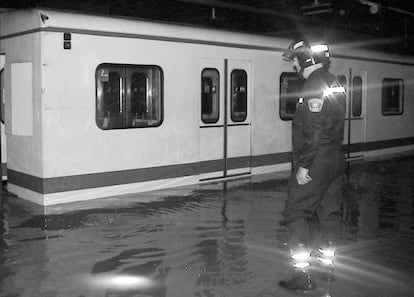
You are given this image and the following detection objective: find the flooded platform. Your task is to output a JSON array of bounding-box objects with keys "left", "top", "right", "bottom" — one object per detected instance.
[{"left": 0, "top": 151, "right": 413, "bottom": 297}]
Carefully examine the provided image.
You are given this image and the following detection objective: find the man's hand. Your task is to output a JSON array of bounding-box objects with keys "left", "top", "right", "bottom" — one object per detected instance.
[{"left": 296, "top": 167, "right": 312, "bottom": 185}]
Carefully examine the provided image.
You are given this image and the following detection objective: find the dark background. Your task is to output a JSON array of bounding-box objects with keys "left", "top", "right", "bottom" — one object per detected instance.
[{"left": 1, "top": 0, "right": 414, "bottom": 54}]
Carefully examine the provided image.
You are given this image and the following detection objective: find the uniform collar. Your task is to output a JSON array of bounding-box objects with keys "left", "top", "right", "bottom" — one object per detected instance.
[{"left": 303, "top": 63, "right": 324, "bottom": 79}]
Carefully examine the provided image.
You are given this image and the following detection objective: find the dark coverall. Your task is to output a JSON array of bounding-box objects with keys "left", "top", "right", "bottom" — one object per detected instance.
[{"left": 283, "top": 67, "right": 346, "bottom": 250}]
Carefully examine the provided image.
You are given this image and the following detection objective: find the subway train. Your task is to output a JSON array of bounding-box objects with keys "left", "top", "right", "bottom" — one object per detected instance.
[{"left": 0, "top": 8, "right": 413, "bottom": 206}]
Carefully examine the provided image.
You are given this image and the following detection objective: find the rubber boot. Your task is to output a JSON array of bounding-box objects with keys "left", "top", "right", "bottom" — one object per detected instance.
[
  {"left": 279, "top": 269, "right": 316, "bottom": 291},
  {"left": 318, "top": 244, "right": 336, "bottom": 281},
  {"left": 279, "top": 244, "right": 316, "bottom": 291}
]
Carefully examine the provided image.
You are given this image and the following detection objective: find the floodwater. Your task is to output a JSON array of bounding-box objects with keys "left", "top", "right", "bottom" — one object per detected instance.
[{"left": 0, "top": 152, "right": 413, "bottom": 297}]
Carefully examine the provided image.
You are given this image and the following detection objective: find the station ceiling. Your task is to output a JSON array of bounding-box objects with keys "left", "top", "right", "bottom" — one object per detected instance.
[{"left": 2, "top": 0, "right": 414, "bottom": 54}]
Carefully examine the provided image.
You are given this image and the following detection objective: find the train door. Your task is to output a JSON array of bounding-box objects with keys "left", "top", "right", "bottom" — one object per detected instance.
[
  {"left": 337, "top": 68, "right": 366, "bottom": 159},
  {"left": 199, "top": 58, "right": 225, "bottom": 180},
  {"left": 226, "top": 59, "right": 251, "bottom": 176},
  {"left": 0, "top": 54, "right": 6, "bottom": 181},
  {"left": 199, "top": 58, "right": 251, "bottom": 180}
]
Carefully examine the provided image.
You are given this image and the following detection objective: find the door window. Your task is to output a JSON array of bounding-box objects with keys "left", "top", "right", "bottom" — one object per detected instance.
[
  {"left": 201, "top": 68, "right": 220, "bottom": 124},
  {"left": 279, "top": 72, "right": 304, "bottom": 120},
  {"left": 0, "top": 68, "right": 4, "bottom": 123},
  {"left": 231, "top": 70, "right": 247, "bottom": 122},
  {"left": 352, "top": 76, "right": 363, "bottom": 117}
]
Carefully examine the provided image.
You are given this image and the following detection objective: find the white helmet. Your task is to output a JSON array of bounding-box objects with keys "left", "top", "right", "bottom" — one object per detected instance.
[{"left": 283, "top": 38, "right": 331, "bottom": 70}]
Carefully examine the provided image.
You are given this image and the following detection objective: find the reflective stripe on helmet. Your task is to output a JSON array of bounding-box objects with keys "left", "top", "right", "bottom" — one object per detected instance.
[
  {"left": 293, "top": 40, "right": 306, "bottom": 50},
  {"left": 311, "top": 44, "right": 329, "bottom": 53}
]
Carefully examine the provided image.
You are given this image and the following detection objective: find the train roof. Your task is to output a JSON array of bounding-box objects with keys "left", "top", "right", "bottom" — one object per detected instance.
[{"left": 1, "top": 7, "right": 414, "bottom": 66}]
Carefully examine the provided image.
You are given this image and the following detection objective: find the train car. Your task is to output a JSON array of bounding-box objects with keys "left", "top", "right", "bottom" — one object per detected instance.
[{"left": 0, "top": 8, "right": 413, "bottom": 206}]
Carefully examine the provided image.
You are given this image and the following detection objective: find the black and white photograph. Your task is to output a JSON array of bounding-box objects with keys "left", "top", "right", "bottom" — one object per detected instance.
[{"left": 0, "top": 1, "right": 413, "bottom": 296}]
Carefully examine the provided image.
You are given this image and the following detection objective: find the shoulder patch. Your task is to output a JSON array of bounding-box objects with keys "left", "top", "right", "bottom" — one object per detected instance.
[{"left": 308, "top": 98, "right": 324, "bottom": 112}]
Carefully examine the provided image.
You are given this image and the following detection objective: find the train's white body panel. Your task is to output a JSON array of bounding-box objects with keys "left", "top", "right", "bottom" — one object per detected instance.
[{"left": 0, "top": 8, "right": 413, "bottom": 205}]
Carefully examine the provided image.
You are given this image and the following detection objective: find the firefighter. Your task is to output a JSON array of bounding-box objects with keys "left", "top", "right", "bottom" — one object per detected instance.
[{"left": 279, "top": 39, "right": 346, "bottom": 291}]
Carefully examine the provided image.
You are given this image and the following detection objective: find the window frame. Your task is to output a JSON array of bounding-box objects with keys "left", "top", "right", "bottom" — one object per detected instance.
[
  {"left": 0, "top": 68, "right": 4, "bottom": 124},
  {"left": 351, "top": 76, "right": 363, "bottom": 117},
  {"left": 230, "top": 69, "right": 248, "bottom": 122},
  {"left": 336, "top": 75, "right": 347, "bottom": 116},
  {"left": 201, "top": 68, "right": 220, "bottom": 124},
  {"left": 279, "top": 72, "right": 305, "bottom": 121},
  {"left": 381, "top": 78, "right": 404, "bottom": 116},
  {"left": 95, "top": 63, "right": 164, "bottom": 130}
]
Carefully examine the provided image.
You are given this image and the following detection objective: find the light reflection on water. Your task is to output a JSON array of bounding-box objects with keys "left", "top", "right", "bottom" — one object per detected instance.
[{"left": 0, "top": 152, "right": 413, "bottom": 297}]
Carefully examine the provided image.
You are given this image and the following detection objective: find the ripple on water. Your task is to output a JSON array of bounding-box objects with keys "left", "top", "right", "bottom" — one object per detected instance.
[{"left": 0, "top": 153, "right": 413, "bottom": 296}]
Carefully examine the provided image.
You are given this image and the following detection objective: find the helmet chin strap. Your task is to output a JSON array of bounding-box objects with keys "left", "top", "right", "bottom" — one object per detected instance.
[{"left": 302, "top": 63, "right": 323, "bottom": 79}]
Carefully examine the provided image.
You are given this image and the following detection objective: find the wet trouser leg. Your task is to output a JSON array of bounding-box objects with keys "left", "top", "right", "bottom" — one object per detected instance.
[
  {"left": 317, "top": 174, "right": 344, "bottom": 246},
  {"left": 283, "top": 148, "right": 345, "bottom": 250},
  {"left": 315, "top": 172, "right": 344, "bottom": 281}
]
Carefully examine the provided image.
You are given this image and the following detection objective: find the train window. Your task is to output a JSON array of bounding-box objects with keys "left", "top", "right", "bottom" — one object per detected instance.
[
  {"left": 352, "top": 76, "right": 362, "bottom": 117},
  {"left": 279, "top": 72, "right": 304, "bottom": 121},
  {"left": 337, "top": 75, "right": 347, "bottom": 115},
  {"left": 231, "top": 69, "right": 247, "bottom": 122},
  {"left": 0, "top": 68, "right": 4, "bottom": 123},
  {"left": 96, "top": 64, "right": 163, "bottom": 129},
  {"left": 201, "top": 68, "right": 220, "bottom": 124},
  {"left": 382, "top": 78, "right": 404, "bottom": 115}
]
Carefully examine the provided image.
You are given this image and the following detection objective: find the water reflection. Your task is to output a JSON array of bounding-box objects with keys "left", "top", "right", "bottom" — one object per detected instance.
[
  {"left": 343, "top": 154, "right": 414, "bottom": 240},
  {"left": 0, "top": 192, "right": 7, "bottom": 252},
  {"left": 195, "top": 198, "right": 248, "bottom": 296},
  {"left": 0, "top": 153, "right": 412, "bottom": 297},
  {"left": 0, "top": 191, "right": 51, "bottom": 296}
]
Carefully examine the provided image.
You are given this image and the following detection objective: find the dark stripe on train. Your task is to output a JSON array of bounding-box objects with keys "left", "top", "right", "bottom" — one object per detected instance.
[
  {"left": 7, "top": 153, "right": 289, "bottom": 194},
  {"left": 346, "top": 136, "right": 414, "bottom": 153},
  {"left": 6, "top": 137, "right": 414, "bottom": 195},
  {"left": 2, "top": 27, "right": 414, "bottom": 67}
]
